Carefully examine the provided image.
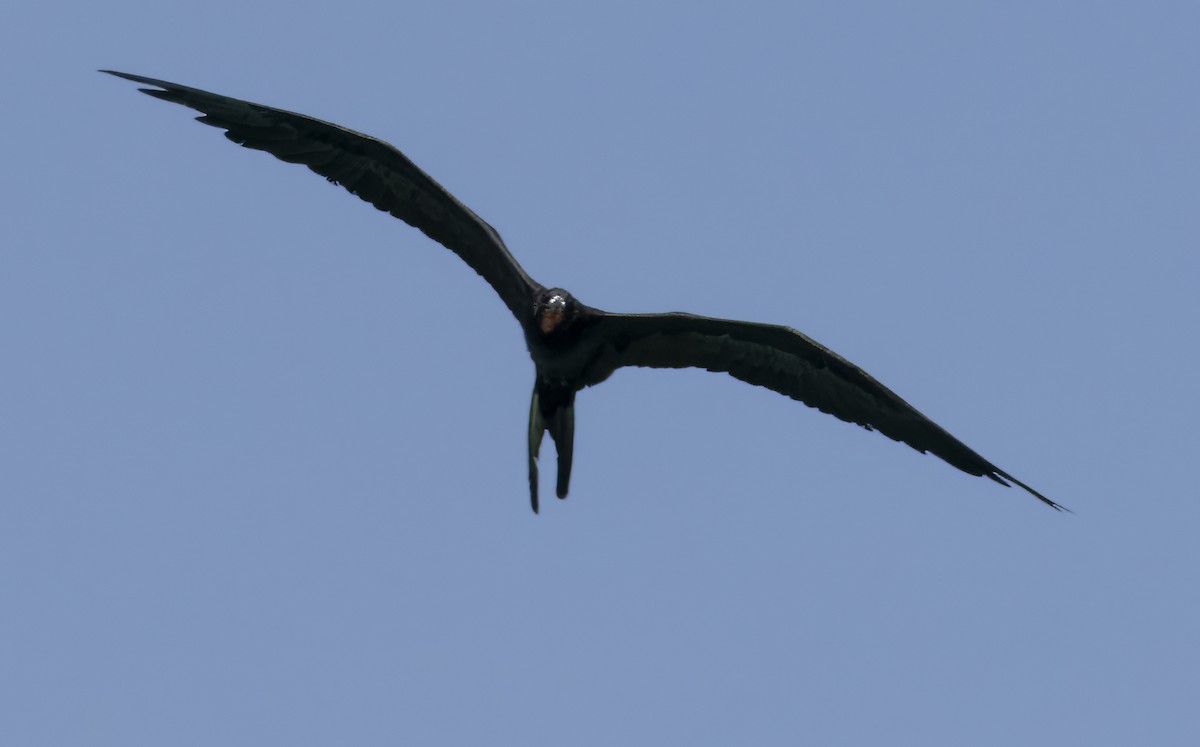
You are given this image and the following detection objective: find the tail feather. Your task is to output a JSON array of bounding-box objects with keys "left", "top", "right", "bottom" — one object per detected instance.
[
  {"left": 527, "top": 382, "right": 577, "bottom": 512},
  {"left": 548, "top": 404, "right": 574, "bottom": 500},
  {"left": 527, "top": 388, "right": 545, "bottom": 513}
]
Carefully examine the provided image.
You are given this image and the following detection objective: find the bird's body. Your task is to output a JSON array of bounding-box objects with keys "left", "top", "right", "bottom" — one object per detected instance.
[{"left": 104, "top": 70, "right": 1064, "bottom": 513}]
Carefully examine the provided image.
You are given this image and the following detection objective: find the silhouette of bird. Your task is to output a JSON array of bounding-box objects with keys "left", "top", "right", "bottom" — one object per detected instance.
[{"left": 103, "top": 70, "right": 1063, "bottom": 513}]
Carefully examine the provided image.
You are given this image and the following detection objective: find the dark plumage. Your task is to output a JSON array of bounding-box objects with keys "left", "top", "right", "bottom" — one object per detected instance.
[{"left": 103, "top": 70, "right": 1064, "bottom": 513}]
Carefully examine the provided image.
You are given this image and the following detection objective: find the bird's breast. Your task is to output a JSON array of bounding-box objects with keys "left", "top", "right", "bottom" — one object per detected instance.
[{"left": 524, "top": 325, "right": 607, "bottom": 388}]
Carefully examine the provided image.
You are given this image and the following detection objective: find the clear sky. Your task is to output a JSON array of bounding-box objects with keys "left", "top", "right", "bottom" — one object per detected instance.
[{"left": 2, "top": 1, "right": 1197, "bottom": 744}]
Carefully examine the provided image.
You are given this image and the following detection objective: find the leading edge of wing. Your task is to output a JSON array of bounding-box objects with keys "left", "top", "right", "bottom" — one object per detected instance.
[
  {"left": 586, "top": 311, "right": 1065, "bottom": 510},
  {"left": 101, "top": 70, "right": 541, "bottom": 322}
]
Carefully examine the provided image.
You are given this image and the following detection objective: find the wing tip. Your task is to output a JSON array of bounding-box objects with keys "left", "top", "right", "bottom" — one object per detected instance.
[
  {"left": 990, "top": 471, "right": 1070, "bottom": 513},
  {"left": 99, "top": 69, "right": 146, "bottom": 83},
  {"left": 100, "top": 70, "right": 177, "bottom": 99}
]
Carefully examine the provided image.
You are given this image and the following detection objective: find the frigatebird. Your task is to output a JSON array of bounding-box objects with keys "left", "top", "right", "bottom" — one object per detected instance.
[{"left": 103, "top": 70, "right": 1063, "bottom": 513}]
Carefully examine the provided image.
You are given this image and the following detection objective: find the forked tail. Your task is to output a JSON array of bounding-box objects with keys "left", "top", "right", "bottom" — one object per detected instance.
[{"left": 527, "top": 381, "right": 576, "bottom": 513}]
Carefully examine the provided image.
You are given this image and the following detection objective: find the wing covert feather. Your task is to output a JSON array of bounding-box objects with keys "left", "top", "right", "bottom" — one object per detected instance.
[
  {"left": 586, "top": 312, "right": 1061, "bottom": 509},
  {"left": 103, "top": 71, "right": 540, "bottom": 321}
]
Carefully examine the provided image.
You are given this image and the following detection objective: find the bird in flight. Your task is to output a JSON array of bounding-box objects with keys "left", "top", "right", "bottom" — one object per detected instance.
[{"left": 103, "top": 70, "right": 1063, "bottom": 513}]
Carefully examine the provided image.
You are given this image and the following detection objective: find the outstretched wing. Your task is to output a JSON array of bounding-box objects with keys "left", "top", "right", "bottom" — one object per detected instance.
[
  {"left": 584, "top": 312, "right": 1063, "bottom": 509},
  {"left": 102, "top": 70, "right": 541, "bottom": 321}
]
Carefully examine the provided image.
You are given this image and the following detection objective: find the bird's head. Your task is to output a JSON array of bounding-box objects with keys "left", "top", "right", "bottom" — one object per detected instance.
[{"left": 534, "top": 288, "right": 580, "bottom": 336}]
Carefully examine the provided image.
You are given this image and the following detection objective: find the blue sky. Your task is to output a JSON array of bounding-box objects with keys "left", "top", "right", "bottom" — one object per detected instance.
[{"left": 2, "top": 1, "right": 1198, "bottom": 744}]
